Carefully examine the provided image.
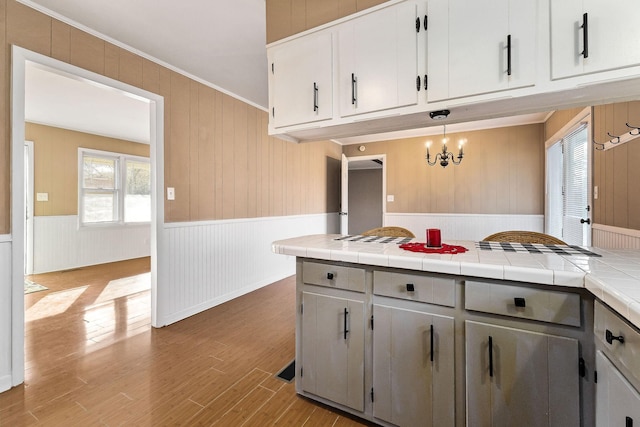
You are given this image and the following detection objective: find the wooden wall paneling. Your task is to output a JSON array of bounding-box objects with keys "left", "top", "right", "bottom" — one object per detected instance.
[
  {"left": 141, "top": 59, "right": 160, "bottom": 94},
  {"left": 119, "top": 48, "right": 143, "bottom": 88},
  {"left": 592, "top": 105, "right": 604, "bottom": 224},
  {"left": 213, "top": 91, "right": 224, "bottom": 220},
  {"left": 69, "top": 28, "right": 105, "bottom": 76},
  {"left": 291, "top": 0, "right": 307, "bottom": 36},
  {"left": 454, "top": 133, "right": 472, "bottom": 213},
  {"left": 158, "top": 66, "right": 172, "bottom": 220},
  {"left": 266, "top": 0, "right": 293, "bottom": 44},
  {"left": 233, "top": 99, "right": 248, "bottom": 218},
  {"left": 104, "top": 43, "right": 119, "bottom": 81},
  {"left": 306, "top": 0, "right": 341, "bottom": 29},
  {"left": 246, "top": 108, "right": 258, "bottom": 218},
  {"left": 189, "top": 81, "right": 200, "bottom": 220},
  {"left": 198, "top": 85, "right": 215, "bottom": 220},
  {"left": 493, "top": 129, "right": 511, "bottom": 214},
  {"left": 515, "top": 125, "right": 544, "bottom": 214},
  {"left": 613, "top": 144, "right": 628, "bottom": 228},
  {"left": 357, "top": 0, "right": 389, "bottom": 12},
  {"left": 613, "top": 102, "right": 629, "bottom": 138},
  {"left": 284, "top": 141, "right": 294, "bottom": 215},
  {"left": 604, "top": 149, "right": 615, "bottom": 225},
  {"left": 545, "top": 108, "right": 585, "bottom": 141},
  {"left": 168, "top": 72, "right": 191, "bottom": 222},
  {"left": 0, "top": 0, "right": 8, "bottom": 234},
  {"left": 51, "top": 20, "right": 71, "bottom": 63},
  {"left": 629, "top": 101, "right": 640, "bottom": 126},
  {"left": 221, "top": 94, "right": 236, "bottom": 219},
  {"left": 339, "top": 0, "right": 358, "bottom": 17},
  {"left": 6, "top": 0, "right": 51, "bottom": 56},
  {"left": 271, "top": 136, "right": 284, "bottom": 217},
  {"left": 258, "top": 113, "right": 270, "bottom": 217},
  {"left": 628, "top": 140, "right": 640, "bottom": 230}
]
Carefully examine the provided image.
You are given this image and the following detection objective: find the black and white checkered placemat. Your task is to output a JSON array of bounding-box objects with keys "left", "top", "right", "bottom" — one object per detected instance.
[
  {"left": 334, "top": 235, "right": 413, "bottom": 244},
  {"left": 476, "top": 241, "right": 601, "bottom": 257}
]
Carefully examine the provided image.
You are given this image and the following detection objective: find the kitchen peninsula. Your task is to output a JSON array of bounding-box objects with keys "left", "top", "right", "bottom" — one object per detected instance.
[{"left": 273, "top": 234, "right": 640, "bottom": 427}]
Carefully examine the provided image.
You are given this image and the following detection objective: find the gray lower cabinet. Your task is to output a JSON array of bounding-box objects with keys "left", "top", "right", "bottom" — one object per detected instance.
[
  {"left": 301, "top": 291, "right": 365, "bottom": 412},
  {"left": 372, "top": 304, "right": 455, "bottom": 426},
  {"left": 465, "top": 321, "right": 580, "bottom": 427},
  {"left": 595, "top": 351, "right": 640, "bottom": 427}
]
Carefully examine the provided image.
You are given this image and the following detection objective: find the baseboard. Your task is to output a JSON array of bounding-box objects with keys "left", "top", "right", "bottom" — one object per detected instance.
[{"left": 0, "top": 374, "right": 12, "bottom": 393}]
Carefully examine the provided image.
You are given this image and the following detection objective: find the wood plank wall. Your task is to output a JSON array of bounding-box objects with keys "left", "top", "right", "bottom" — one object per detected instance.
[
  {"left": 342, "top": 124, "right": 545, "bottom": 215},
  {"left": 0, "top": 0, "right": 342, "bottom": 234},
  {"left": 266, "top": 0, "right": 389, "bottom": 43},
  {"left": 593, "top": 102, "right": 640, "bottom": 230},
  {"left": 25, "top": 123, "right": 150, "bottom": 217}
]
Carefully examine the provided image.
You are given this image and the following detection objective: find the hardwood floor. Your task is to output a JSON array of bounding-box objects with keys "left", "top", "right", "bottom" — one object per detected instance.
[{"left": 1, "top": 258, "right": 371, "bottom": 426}]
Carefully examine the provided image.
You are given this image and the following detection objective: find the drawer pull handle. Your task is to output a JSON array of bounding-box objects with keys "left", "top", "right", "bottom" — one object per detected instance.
[
  {"left": 406, "top": 283, "right": 415, "bottom": 292},
  {"left": 605, "top": 329, "right": 625, "bottom": 345},
  {"left": 344, "top": 308, "right": 349, "bottom": 340},
  {"left": 430, "top": 324, "right": 434, "bottom": 362},
  {"left": 488, "top": 336, "right": 494, "bottom": 378},
  {"left": 514, "top": 297, "right": 526, "bottom": 308},
  {"left": 627, "top": 416, "right": 633, "bottom": 427},
  {"left": 327, "top": 272, "right": 335, "bottom": 280}
]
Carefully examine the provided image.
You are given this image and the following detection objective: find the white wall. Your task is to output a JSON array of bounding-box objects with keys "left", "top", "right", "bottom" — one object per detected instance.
[
  {"left": 32, "top": 216, "right": 151, "bottom": 274},
  {"left": 0, "top": 237, "right": 12, "bottom": 392},
  {"left": 385, "top": 213, "right": 544, "bottom": 241},
  {"left": 155, "top": 213, "right": 339, "bottom": 326}
]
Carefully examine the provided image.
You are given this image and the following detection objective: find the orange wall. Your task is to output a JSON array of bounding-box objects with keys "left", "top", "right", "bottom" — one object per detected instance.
[{"left": 0, "top": 1, "right": 342, "bottom": 234}]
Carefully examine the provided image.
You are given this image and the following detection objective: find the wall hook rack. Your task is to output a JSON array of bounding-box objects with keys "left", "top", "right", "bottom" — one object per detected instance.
[
  {"left": 626, "top": 122, "right": 640, "bottom": 136},
  {"left": 593, "top": 139, "right": 606, "bottom": 150},
  {"left": 607, "top": 131, "right": 621, "bottom": 144}
]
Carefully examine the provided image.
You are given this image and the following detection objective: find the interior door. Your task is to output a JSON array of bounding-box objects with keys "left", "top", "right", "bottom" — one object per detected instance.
[
  {"left": 562, "top": 124, "right": 591, "bottom": 245},
  {"left": 24, "top": 141, "right": 34, "bottom": 275},
  {"left": 340, "top": 154, "right": 349, "bottom": 234}
]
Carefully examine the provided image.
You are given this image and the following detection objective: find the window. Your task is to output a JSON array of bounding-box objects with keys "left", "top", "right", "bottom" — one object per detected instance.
[{"left": 79, "top": 148, "right": 150, "bottom": 225}]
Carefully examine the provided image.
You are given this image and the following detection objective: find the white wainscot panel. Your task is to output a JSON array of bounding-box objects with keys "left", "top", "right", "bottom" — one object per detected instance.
[
  {"left": 593, "top": 224, "right": 640, "bottom": 249},
  {"left": 156, "top": 213, "right": 339, "bottom": 326},
  {"left": 33, "top": 216, "right": 151, "bottom": 274},
  {"left": 0, "top": 238, "right": 12, "bottom": 392},
  {"left": 385, "top": 213, "right": 544, "bottom": 242}
]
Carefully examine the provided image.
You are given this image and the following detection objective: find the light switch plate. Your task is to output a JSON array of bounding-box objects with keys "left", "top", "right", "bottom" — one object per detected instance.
[
  {"left": 36, "top": 192, "right": 48, "bottom": 202},
  {"left": 387, "top": 195, "right": 395, "bottom": 202},
  {"left": 167, "top": 187, "right": 175, "bottom": 200},
  {"left": 593, "top": 186, "right": 598, "bottom": 200}
]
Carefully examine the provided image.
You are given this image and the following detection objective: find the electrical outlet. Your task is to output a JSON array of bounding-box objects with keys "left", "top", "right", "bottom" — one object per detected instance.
[
  {"left": 387, "top": 195, "right": 395, "bottom": 202},
  {"left": 167, "top": 187, "right": 175, "bottom": 200},
  {"left": 36, "top": 192, "right": 48, "bottom": 202}
]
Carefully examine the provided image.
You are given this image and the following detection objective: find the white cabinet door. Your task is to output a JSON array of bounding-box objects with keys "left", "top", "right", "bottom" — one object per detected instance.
[
  {"left": 372, "top": 304, "right": 454, "bottom": 427},
  {"left": 596, "top": 351, "right": 640, "bottom": 427},
  {"left": 466, "top": 321, "right": 580, "bottom": 427},
  {"left": 550, "top": 0, "right": 640, "bottom": 79},
  {"left": 429, "top": 0, "right": 537, "bottom": 101},
  {"left": 339, "top": 1, "right": 418, "bottom": 117},
  {"left": 269, "top": 31, "right": 333, "bottom": 128},
  {"left": 301, "top": 292, "right": 365, "bottom": 412}
]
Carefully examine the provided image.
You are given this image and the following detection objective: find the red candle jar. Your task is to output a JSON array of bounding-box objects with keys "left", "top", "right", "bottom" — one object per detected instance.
[{"left": 426, "top": 228, "right": 441, "bottom": 247}]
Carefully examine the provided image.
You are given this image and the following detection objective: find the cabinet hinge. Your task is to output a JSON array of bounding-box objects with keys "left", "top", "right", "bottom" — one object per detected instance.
[
  {"left": 594, "top": 370, "right": 597, "bottom": 383},
  {"left": 370, "top": 315, "right": 374, "bottom": 330},
  {"left": 579, "top": 357, "right": 586, "bottom": 377},
  {"left": 415, "top": 17, "right": 420, "bottom": 33},
  {"left": 370, "top": 387, "right": 374, "bottom": 402}
]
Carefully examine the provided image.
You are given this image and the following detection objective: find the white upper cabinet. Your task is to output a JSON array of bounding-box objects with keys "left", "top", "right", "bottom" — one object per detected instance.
[
  {"left": 551, "top": 0, "right": 640, "bottom": 80},
  {"left": 428, "top": 0, "right": 537, "bottom": 102},
  {"left": 269, "top": 31, "right": 333, "bottom": 128},
  {"left": 338, "top": 1, "right": 419, "bottom": 117}
]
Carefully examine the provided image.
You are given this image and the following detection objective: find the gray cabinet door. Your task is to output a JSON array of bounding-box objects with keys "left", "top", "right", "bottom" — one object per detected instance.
[
  {"left": 595, "top": 351, "right": 640, "bottom": 427},
  {"left": 372, "top": 304, "right": 455, "bottom": 427},
  {"left": 301, "top": 291, "right": 365, "bottom": 411},
  {"left": 466, "top": 321, "right": 580, "bottom": 427}
]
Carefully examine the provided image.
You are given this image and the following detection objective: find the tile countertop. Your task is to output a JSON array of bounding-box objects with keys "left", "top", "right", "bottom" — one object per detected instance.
[{"left": 272, "top": 234, "right": 640, "bottom": 330}]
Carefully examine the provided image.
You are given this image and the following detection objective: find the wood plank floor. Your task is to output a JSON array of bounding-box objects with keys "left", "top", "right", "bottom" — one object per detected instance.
[{"left": 1, "top": 258, "right": 371, "bottom": 426}]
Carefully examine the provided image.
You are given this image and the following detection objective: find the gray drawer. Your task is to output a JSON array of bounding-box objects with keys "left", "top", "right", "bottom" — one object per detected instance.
[
  {"left": 302, "top": 261, "right": 365, "bottom": 293},
  {"left": 465, "top": 280, "right": 581, "bottom": 327},
  {"left": 595, "top": 300, "right": 640, "bottom": 386},
  {"left": 373, "top": 270, "right": 455, "bottom": 307}
]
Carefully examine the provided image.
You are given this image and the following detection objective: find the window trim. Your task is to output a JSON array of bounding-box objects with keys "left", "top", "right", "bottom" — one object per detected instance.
[{"left": 78, "top": 147, "right": 150, "bottom": 227}]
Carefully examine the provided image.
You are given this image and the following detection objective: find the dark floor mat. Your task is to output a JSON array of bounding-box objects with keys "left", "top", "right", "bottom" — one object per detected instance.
[{"left": 275, "top": 360, "right": 295, "bottom": 383}]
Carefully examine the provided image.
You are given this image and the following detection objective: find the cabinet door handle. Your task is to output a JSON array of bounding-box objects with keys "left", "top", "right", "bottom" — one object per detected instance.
[
  {"left": 344, "top": 308, "right": 349, "bottom": 340},
  {"left": 581, "top": 12, "right": 589, "bottom": 58},
  {"left": 489, "top": 336, "right": 494, "bottom": 377},
  {"left": 514, "top": 297, "right": 526, "bottom": 308},
  {"left": 313, "top": 82, "right": 318, "bottom": 112},
  {"left": 416, "top": 75, "right": 421, "bottom": 92},
  {"left": 430, "top": 324, "right": 434, "bottom": 362},
  {"left": 605, "top": 329, "right": 625, "bottom": 345},
  {"left": 327, "top": 272, "right": 334, "bottom": 280},
  {"left": 406, "top": 283, "right": 415, "bottom": 292},
  {"left": 506, "top": 34, "right": 512, "bottom": 76},
  {"left": 627, "top": 416, "right": 633, "bottom": 427},
  {"left": 351, "top": 73, "right": 357, "bottom": 105}
]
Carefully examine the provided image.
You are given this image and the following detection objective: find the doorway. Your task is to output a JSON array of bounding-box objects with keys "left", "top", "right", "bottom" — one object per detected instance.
[
  {"left": 24, "top": 141, "right": 34, "bottom": 275},
  {"left": 340, "top": 154, "right": 386, "bottom": 235},
  {"left": 10, "top": 46, "right": 164, "bottom": 388}
]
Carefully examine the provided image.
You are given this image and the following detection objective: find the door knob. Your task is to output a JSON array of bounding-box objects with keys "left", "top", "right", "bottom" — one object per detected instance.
[{"left": 580, "top": 218, "right": 591, "bottom": 224}]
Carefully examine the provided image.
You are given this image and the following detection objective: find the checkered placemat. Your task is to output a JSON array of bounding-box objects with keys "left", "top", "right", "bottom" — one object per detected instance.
[
  {"left": 334, "top": 235, "right": 413, "bottom": 244},
  {"left": 476, "top": 241, "right": 601, "bottom": 257}
]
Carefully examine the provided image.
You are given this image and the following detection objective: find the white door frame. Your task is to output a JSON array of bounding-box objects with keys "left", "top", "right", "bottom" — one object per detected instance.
[
  {"left": 24, "top": 141, "right": 34, "bottom": 275},
  {"left": 10, "top": 46, "right": 165, "bottom": 388},
  {"left": 340, "top": 154, "right": 387, "bottom": 235}
]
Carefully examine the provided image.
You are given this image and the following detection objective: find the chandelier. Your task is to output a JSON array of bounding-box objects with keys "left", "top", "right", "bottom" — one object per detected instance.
[{"left": 425, "top": 125, "right": 465, "bottom": 168}]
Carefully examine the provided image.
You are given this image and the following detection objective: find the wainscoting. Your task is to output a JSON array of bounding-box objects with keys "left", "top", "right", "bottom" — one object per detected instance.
[
  {"left": 384, "top": 213, "right": 544, "bottom": 241},
  {"left": 156, "top": 213, "right": 339, "bottom": 326},
  {"left": 592, "top": 224, "right": 640, "bottom": 249},
  {"left": 0, "top": 236, "right": 12, "bottom": 392},
  {"left": 32, "top": 215, "right": 151, "bottom": 274}
]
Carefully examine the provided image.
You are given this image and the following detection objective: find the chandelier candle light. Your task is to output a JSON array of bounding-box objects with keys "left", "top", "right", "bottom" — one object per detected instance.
[{"left": 425, "top": 125, "right": 465, "bottom": 167}]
